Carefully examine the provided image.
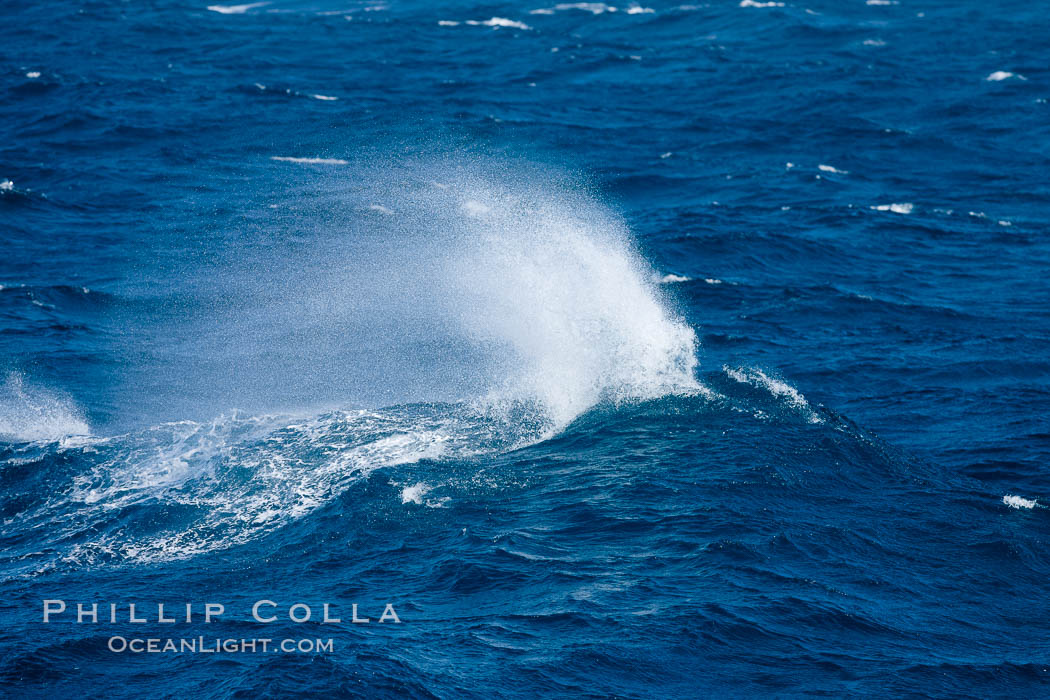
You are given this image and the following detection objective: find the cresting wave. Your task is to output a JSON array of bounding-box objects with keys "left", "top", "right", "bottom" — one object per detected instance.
[
  {"left": 430, "top": 169, "right": 701, "bottom": 429},
  {"left": 0, "top": 162, "right": 702, "bottom": 568},
  {"left": 179, "top": 161, "right": 702, "bottom": 433}
]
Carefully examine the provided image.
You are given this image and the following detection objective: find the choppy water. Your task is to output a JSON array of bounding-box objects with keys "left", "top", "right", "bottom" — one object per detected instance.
[{"left": 2, "top": 0, "right": 1049, "bottom": 697}]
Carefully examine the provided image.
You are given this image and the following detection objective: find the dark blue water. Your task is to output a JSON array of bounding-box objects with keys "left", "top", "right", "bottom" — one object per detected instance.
[{"left": 2, "top": 0, "right": 1049, "bottom": 696}]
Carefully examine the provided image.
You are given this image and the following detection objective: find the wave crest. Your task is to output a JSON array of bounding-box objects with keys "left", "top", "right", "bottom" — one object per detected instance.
[{"left": 435, "top": 173, "right": 699, "bottom": 429}]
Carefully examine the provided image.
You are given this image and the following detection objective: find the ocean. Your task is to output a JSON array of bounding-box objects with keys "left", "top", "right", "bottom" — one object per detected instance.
[{"left": 2, "top": 0, "right": 1049, "bottom": 697}]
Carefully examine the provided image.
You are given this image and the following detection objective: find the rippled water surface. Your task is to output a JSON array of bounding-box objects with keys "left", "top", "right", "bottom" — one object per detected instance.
[{"left": 2, "top": 0, "right": 1049, "bottom": 696}]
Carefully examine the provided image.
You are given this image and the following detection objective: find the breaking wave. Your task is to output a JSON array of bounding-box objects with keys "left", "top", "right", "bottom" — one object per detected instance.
[
  {"left": 433, "top": 169, "right": 700, "bottom": 429},
  {"left": 0, "top": 161, "right": 701, "bottom": 568}
]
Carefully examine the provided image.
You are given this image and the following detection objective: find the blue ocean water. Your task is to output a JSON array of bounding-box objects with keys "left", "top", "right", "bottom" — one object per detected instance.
[{"left": 2, "top": 0, "right": 1049, "bottom": 696}]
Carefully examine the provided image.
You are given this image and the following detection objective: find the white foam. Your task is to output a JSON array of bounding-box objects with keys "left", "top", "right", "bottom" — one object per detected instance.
[
  {"left": 724, "top": 366, "right": 822, "bottom": 423},
  {"left": 56, "top": 408, "right": 465, "bottom": 564},
  {"left": 1004, "top": 494, "right": 1037, "bottom": 509},
  {"left": 401, "top": 482, "right": 429, "bottom": 504},
  {"left": 740, "top": 0, "right": 784, "bottom": 7},
  {"left": 535, "top": 3, "right": 618, "bottom": 13},
  {"left": 863, "top": 39, "right": 886, "bottom": 46},
  {"left": 0, "top": 179, "right": 13, "bottom": 191},
  {"left": 526, "top": 2, "right": 656, "bottom": 14},
  {"left": 271, "top": 156, "right": 349, "bottom": 165},
  {"left": 986, "top": 70, "right": 1023, "bottom": 82},
  {"left": 310, "top": 94, "right": 338, "bottom": 101},
  {"left": 866, "top": 0, "right": 896, "bottom": 5},
  {"left": 658, "top": 273, "right": 690, "bottom": 284},
  {"left": 437, "top": 175, "right": 701, "bottom": 430},
  {"left": 29, "top": 163, "right": 704, "bottom": 567},
  {"left": 26, "top": 71, "right": 41, "bottom": 79},
  {"left": 465, "top": 17, "right": 531, "bottom": 29},
  {"left": 0, "top": 373, "right": 90, "bottom": 444},
  {"left": 206, "top": 2, "right": 268, "bottom": 14},
  {"left": 818, "top": 164, "right": 848, "bottom": 174},
  {"left": 438, "top": 20, "right": 460, "bottom": 25},
  {"left": 872, "top": 202, "right": 913, "bottom": 214},
  {"left": 660, "top": 151, "right": 673, "bottom": 159},
  {"left": 368, "top": 204, "right": 393, "bottom": 214}
]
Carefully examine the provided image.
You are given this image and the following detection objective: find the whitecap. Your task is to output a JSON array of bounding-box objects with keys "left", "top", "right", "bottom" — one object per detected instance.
[
  {"left": 206, "top": 2, "right": 268, "bottom": 14},
  {"left": 270, "top": 156, "right": 349, "bottom": 165},
  {"left": 1004, "top": 495, "right": 1037, "bottom": 509},
  {"left": 0, "top": 179, "right": 13, "bottom": 191},
  {"left": 465, "top": 17, "right": 532, "bottom": 29},
  {"left": 26, "top": 71, "right": 41, "bottom": 79},
  {"left": 658, "top": 273, "right": 690, "bottom": 284},
  {"left": 544, "top": 3, "right": 618, "bottom": 14},
  {"left": 527, "top": 2, "right": 657, "bottom": 14},
  {"left": 818, "top": 164, "right": 848, "bottom": 174},
  {"left": 434, "top": 172, "right": 700, "bottom": 430},
  {"left": 724, "top": 366, "right": 822, "bottom": 423},
  {"left": 740, "top": 0, "right": 784, "bottom": 7},
  {"left": 310, "top": 94, "right": 338, "bottom": 101},
  {"left": 986, "top": 71, "right": 1024, "bottom": 82},
  {"left": 872, "top": 202, "right": 913, "bottom": 214}
]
